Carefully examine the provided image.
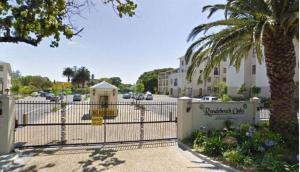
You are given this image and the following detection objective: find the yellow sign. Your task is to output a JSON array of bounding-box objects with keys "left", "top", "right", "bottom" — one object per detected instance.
[
  {"left": 91, "top": 116, "right": 103, "bottom": 126},
  {"left": 92, "top": 108, "right": 118, "bottom": 118}
]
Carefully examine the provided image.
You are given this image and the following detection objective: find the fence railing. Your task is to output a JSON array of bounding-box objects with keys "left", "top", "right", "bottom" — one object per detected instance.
[{"left": 14, "top": 101, "right": 177, "bottom": 148}]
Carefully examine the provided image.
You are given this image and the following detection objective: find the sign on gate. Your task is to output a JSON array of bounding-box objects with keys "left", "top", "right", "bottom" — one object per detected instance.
[{"left": 91, "top": 116, "right": 103, "bottom": 126}]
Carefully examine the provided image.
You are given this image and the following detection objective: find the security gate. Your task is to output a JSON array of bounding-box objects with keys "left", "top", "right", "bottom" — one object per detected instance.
[{"left": 14, "top": 101, "right": 177, "bottom": 148}]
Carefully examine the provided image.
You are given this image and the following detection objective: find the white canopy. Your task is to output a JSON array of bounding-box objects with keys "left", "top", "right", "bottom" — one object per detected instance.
[{"left": 90, "top": 81, "right": 118, "bottom": 90}]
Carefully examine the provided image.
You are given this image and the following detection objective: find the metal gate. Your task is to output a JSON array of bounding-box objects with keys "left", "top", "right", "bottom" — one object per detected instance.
[{"left": 14, "top": 101, "right": 177, "bottom": 148}]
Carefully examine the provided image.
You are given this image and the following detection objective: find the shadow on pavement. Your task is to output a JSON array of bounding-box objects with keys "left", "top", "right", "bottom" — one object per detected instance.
[{"left": 78, "top": 149, "right": 125, "bottom": 172}]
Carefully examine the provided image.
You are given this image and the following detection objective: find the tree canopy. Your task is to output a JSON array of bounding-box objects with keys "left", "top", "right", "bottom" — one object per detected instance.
[{"left": 0, "top": 0, "right": 137, "bottom": 47}]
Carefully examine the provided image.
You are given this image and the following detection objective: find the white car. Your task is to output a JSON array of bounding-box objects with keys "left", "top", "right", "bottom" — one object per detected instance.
[
  {"left": 31, "top": 92, "right": 39, "bottom": 97},
  {"left": 201, "top": 96, "right": 218, "bottom": 102}
]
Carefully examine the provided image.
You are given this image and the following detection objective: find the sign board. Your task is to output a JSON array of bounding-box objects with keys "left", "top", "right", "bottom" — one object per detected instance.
[
  {"left": 91, "top": 116, "right": 103, "bottom": 126},
  {"left": 190, "top": 102, "right": 258, "bottom": 130}
]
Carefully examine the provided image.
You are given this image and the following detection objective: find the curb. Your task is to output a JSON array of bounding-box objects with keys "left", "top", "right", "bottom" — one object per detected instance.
[{"left": 177, "top": 141, "right": 241, "bottom": 172}]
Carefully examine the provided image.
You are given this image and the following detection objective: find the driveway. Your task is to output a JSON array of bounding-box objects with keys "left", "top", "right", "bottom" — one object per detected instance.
[{"left": 5, "top": 143, "right": 226, "bottom": 172}]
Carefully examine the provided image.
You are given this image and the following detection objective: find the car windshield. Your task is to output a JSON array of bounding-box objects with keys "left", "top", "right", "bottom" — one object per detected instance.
[{"left": 74, "top": 94, "right": 80, "bottom": 96}]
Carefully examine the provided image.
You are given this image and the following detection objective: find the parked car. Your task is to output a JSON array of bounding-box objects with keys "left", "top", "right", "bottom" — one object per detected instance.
[
  {"left": 73, "top": 94, "right": 82, "bottom": 101},
  {"left": 40, "top": 92, "right": 47, "bottom": 97},
  {"left": 145, "top": 94, "right": 153, "bottom": 100},
  {"left": 201, "top": 96, "right": 218, "bottom": 102},
  {"left": 31, "top": 92, "right": 39, "bottom": 97},
  {"left": 45, "top": 93, "right": 54, "bottom": 100},
  {"left": 131, "top": 93, "right": 137, "bottom": 99},
  {"left": 136, "top": 94, "right": 144, "bottom": 100},
  {"left": 50, "top": 96, "right": 60, "bottom": 102},
  {"left": 122, "top": 93, "right": 131, "bottom": 99}
]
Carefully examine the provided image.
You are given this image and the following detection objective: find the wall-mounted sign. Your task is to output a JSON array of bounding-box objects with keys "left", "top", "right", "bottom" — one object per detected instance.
[{"left": 200, "top": 104, "right": 248, "bottom": 116}]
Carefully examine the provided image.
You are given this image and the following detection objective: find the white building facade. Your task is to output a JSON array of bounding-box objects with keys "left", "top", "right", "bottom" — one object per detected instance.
[
  {"left": 0, "top": 61, "right": 12, "bottom": 95},
  {"left": 164, "top": 43, "right": 299, "bottom": 98}
]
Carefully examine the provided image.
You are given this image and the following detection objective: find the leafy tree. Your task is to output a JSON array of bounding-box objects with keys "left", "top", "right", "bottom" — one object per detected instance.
[
  {"left": 212, "top": 81, "right": 228, "bottom": 98},
  {"left": 0, "top": 0, "right": 137, "bottom": 47},
  {"left": 72, "top": 66, "right": 90, "bottom": 88},
  {"left": 137, "top": 68, "right": 173, "bottom": 93},
  {"left": 185, "top": 0, "right": 298, "bottom": 138},
  {"left": 11, "top": 79, "right": 21, "bottom": 95},
  {"left": 135, "top": 82, "right": 144, "bottom": 93},
  {"left": 98, "top": 77, "right": 112, "bottom": 83},
  {"left": 110, "top": 77, "right": 122, "bottom": 87},
  {"left": 63, "top": 67, "right": 75, "bottom": 82}
]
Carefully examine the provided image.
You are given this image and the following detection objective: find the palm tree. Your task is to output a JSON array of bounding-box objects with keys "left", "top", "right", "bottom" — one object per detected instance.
[
  {"left": 72, "top": 67, "right": 90, "bottom": 88},
  {"left": 62, "top": 67, "right": 75, "bottom": 82},
  {"left": 185, "top": 0, "right": 298, "bottom": 138}
]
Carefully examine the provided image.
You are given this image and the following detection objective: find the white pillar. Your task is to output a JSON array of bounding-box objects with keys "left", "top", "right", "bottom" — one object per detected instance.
[
  {"left": 250, "top": 97, "right": 260, "bottom": 124},
  {"left": 0, "top": 96, "right": 15, "bottom": 154},
  {"left": 177, "top": 97, "right": 193, "bottom": 141}
]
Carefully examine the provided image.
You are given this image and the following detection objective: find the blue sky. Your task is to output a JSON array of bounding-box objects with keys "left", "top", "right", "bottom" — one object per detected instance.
[{"left": 0, "top": 0, "right": 224, "bottom": 84}]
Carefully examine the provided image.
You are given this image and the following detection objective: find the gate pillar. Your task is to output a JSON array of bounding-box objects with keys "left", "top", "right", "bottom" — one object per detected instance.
[
  {"left": 177, "top": 97, "right": 192, "bottom": 141},
  {"left": 0, "top": 96, "right": 15, "bottom": 154}
]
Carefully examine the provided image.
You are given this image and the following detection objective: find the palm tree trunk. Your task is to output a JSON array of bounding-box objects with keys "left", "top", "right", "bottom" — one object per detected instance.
[{"left": 263, "top": 31, "right": 298, "bottom": 139}]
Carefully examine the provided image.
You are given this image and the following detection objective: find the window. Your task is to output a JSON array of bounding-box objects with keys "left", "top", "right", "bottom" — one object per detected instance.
[
  {"left": 223, "top": 68, "right": 227, "bottom": 73},
  {"left": 181, "top": 60, "right": 184, "bottom": 66},
  {"left": 207, "top": 87, "right": 211, "bottom": 93},
  {"left": 174, "top": 79, "right": 178, "bottom": 86},
  {"left": 214, "top": 68, "right": 219, "bottom": 75},
  {"left": 199, "top": 70, "right": 203, "bottom": 73},
  {"left": 252, "top": 65, "right": 256, "bottom": 75},
  {"left": 223, "top": 58, "right": 227, "bottom": 62},
  {"left": 207, "top": 77, "right": 211, "bottom": 83},
  {"left": 223, "top": 77, "right": 226, "bottom": 82},
  {"left": 0, "top": 65, "right": 3, "bottom": 71},
  {"left": 214, "top": 87, "right": 219, "bottom": 93}
]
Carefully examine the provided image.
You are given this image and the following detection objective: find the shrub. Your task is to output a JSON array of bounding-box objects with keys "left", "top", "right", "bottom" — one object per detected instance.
[
  {"left": 203, "top": 136, "right": 226, "bottom": 156},
  {"left": 221, "top": 94, "right": 232, "bottom": 102},
  {"left": 257, "top": 153, "right": 291, "bottom": 172},
  {"left": 193, "top": 131, "right": 207, "bottom": 147},
  {"left": 223, "top": 150, "right": 253, "bottom": 167}
]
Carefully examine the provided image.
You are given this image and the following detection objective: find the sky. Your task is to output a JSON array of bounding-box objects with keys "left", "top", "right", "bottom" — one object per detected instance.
[{"left": 0, "top": 0, "right": 224, "bottom": 84}]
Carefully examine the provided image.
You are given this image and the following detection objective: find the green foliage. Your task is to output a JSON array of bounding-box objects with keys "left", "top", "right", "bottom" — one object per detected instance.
[
  {"left": 0, "top": 0, "right": 137, "bottom": 47},
  {"left": 223, "top": 150, "right": 253, "bottom": 167},
  {"left": 192, "top": 131, "right": 207, "bottom": 148},
  {"left": 110, "top": 77, "right": 122, "bottom": 87},
  {"left": 62, "top": 67, "right": 75, "bottom": 82},
  {"left": 190, "top": 123, "right": 297, "bottom": 170},
  {"left": 251, "top": 86, "right": 261, "bottom": 96},
  {"left": 212, "top": 81, "right": 228, "bottom": 97},
  {"left": 221, "top": 94, "right": 232, "bottom": 102},
  {"left": 203, "top": 135, "right": 226, "bottom": 156},
  {"left": 11, "top": 75, "right": 53, "bottom": 95},
  {"left": 237, "top": 84, "right": 247, "bottom": 95},
  {"left": 135, "top": 82, "right": 144, "bottom": 93},
  {"left": 137, "top": 68, "right": 173, "bottom": 93},
  {"left": 20, "top": 86, "right": 34, "bottom": 95},
  {"left": 257, "top": 153, "right": 298, "bottom": 172},
  {"left": 72, "top": 67, "right": 90, "bottom": 88}
]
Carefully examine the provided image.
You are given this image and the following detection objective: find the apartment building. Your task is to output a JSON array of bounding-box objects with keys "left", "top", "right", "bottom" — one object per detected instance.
[
  {"left": 0, "top": 61, "right": 12, "bottom": 95},
  {"left": 157, "top": 70, "right": 173, "bottom": 94},
  {"left": 163, "top": 42, "right": 299, "bottom": 98}
]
